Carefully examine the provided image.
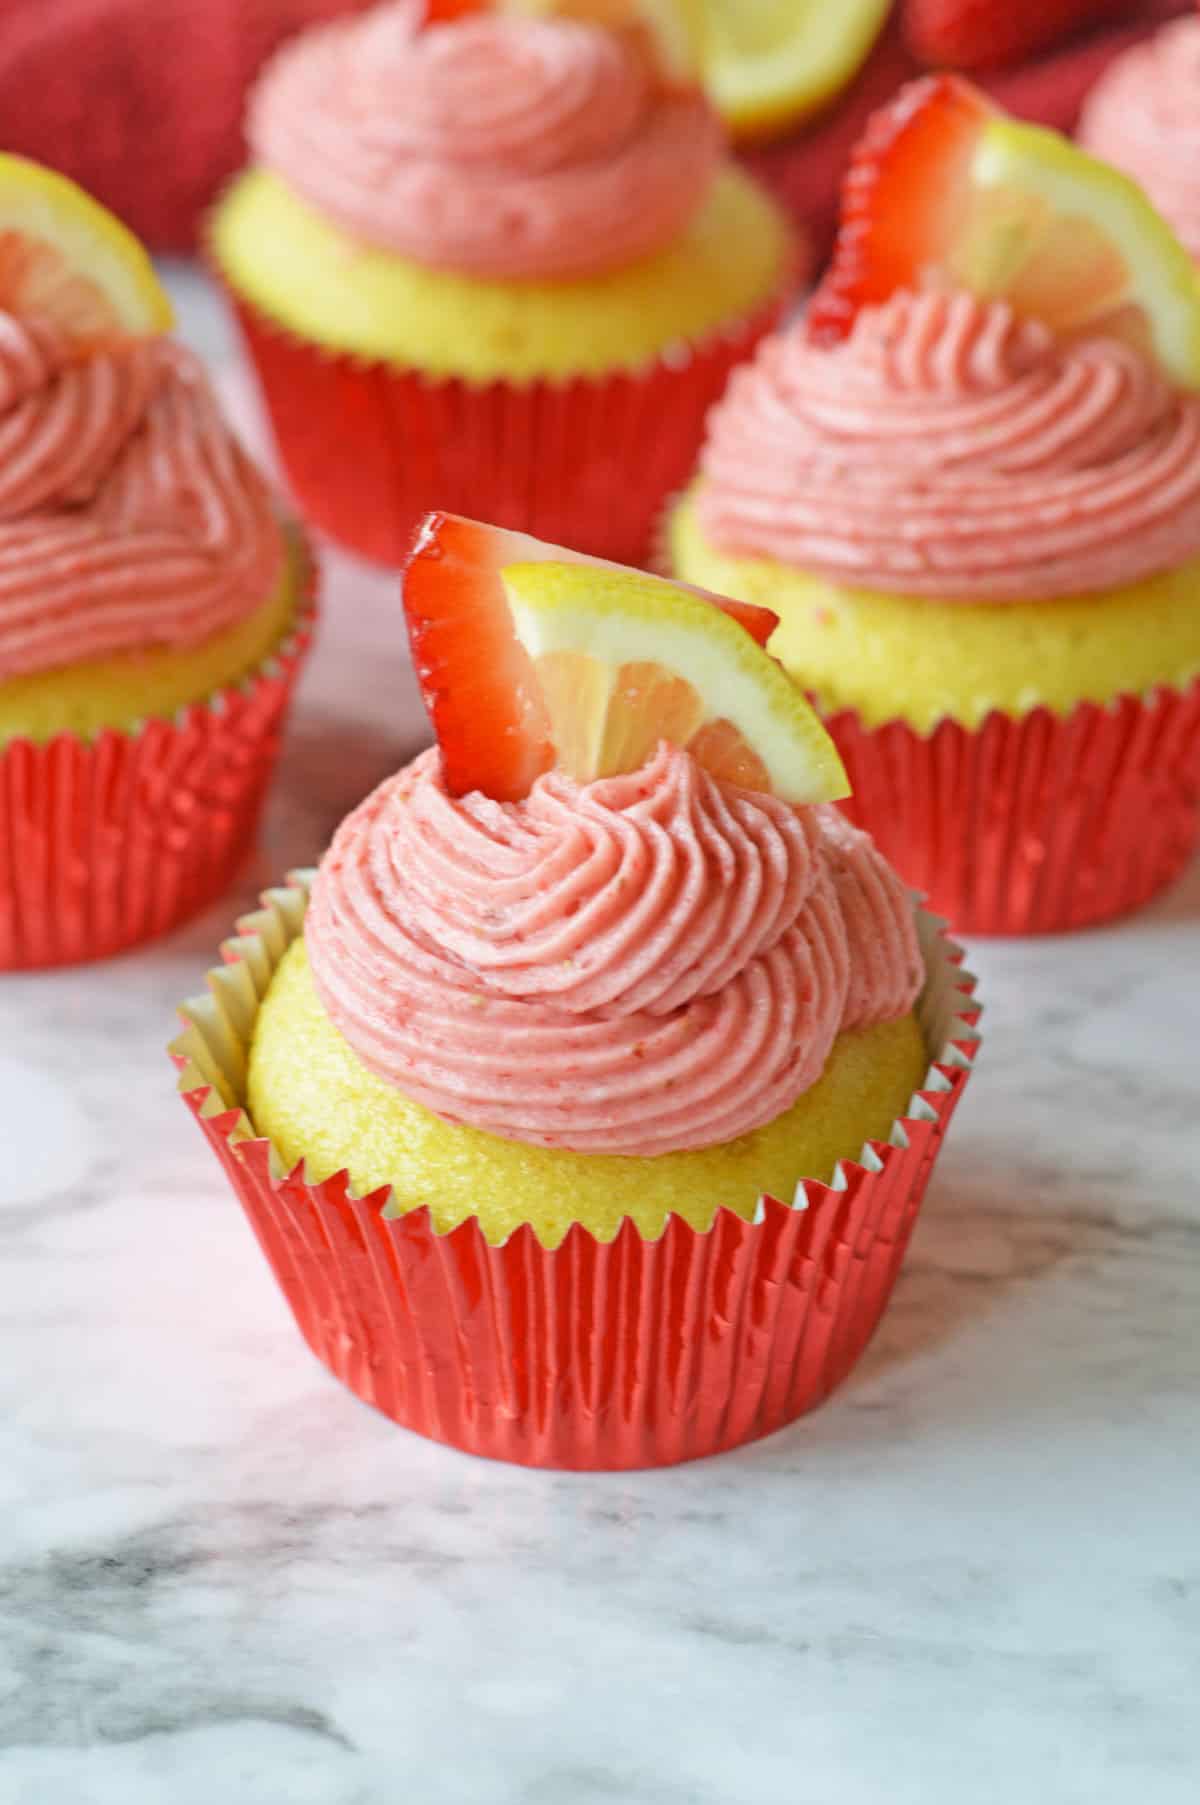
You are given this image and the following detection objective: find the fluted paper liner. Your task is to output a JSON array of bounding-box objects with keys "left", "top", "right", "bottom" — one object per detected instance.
[
  {"left": 0, "top": 535, "right": 316, "bottom": 971},
  {"left": 828, "top": 681, "right": 1200, "bottom": 936},
  {"left": 212, "top": 223, "right": 800, "bottom": 567},
  {"left": 170, "top": 873, "right": 978, "bottom": 1469}
]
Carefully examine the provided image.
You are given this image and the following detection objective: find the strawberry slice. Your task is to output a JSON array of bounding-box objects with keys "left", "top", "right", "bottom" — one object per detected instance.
[
  {"left": 807, "top": 73, "right": 992, "bottom": 347},
  {"left": 402, "top": 512, "right": 780, "bottom": 802},
  {"left": 403, "top": 514, "right": 552, "bottom": 803}
]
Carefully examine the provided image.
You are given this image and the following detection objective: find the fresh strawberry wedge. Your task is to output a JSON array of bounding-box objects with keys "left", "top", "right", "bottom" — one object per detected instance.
[
  {"left": 807, "top": 73, "right": 993, "bottom": 346},
  {"left": 402, "top": 512, "right": 780, "bottom": 801},
  {"left": 403, "top": 514, "right": 554, "bottom": 803}
]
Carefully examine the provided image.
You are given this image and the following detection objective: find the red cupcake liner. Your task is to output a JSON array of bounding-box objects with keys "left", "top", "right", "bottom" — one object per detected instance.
[
  {"left": 0, "top": 541, "right": 316, "bottom": 972},
  {"left": 170, "top": 875, "right": 979, "bottom": 1470},
  {"left": 216, "top": 261, "right": 797, "bottom": 568},
  {"left": 828, "top": 681, "right": 1200, "bottom": 937}
]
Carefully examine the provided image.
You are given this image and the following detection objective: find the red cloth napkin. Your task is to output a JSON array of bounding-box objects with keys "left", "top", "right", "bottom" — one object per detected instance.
[{"left": 0, "top": 0, "right": 374, "bottom": 249}]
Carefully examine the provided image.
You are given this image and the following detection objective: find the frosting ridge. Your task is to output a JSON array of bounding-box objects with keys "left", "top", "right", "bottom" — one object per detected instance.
[
  {"left": 1079, "top": 19, "right": 1200, "bottom": 261},
  {"left": 698, "top": 288, "right": 1200, "bottom": 601},
  {"left": 0, "top": 317, "right": 282, "bottom": 680},
  {"left": 305, "top": 743, "right": 922, "bottom": 1157},
  {"left": 248, "top": 2, "right": 721, "bottom": 280}
]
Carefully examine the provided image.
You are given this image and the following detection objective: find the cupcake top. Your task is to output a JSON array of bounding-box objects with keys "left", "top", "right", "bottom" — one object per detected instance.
[
  {"left": 303, "top": 514, "right": 922, "bottom": 1162},
  {"left": 305, "top": 741, "right": 921, "bottom": 1157},
  {"left": 697, "top": 288, "right": 1200, "bottom": 601},
  {"left": 1079, "top": 18, "right": 1200, "bottom": 262},
  {"left": 0, "top": 314, "right": 282, "bottom": 681},
  {"left": 246, "top": 0, "right": 722, "bottom": 280}
]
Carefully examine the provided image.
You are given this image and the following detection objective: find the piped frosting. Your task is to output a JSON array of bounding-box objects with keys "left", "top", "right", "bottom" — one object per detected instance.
[
  {"left": 248, "top": 1, "right": 721, "bottom": 280},
  {"left": 306, "top": 742, "right": 922, "bottom": 1157},
  {"left": 698, "top": 289, "right": 1200, "bottom": 601}
]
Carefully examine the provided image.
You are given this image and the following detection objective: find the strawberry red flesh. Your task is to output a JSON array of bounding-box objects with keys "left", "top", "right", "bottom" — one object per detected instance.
[
  {"left": 701, "top": 592, "right": 778, "bottom": 648},
  {"left": 402, "top": 511, "right": 782, "bottom": 802},
  {"left": 402, "top": 512, "right": 554, "bottom": 803},
  {"left": 807, "top": 72, "right": 993, "bottom": 347}
]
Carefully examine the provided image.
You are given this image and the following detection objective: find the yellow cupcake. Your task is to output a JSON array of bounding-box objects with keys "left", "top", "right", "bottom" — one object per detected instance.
[
  {"left": 0, "top": 529, "right": 303, "bottom": 746},
  {"left": 247, "top": 937, "right": 929, "bottom": 1250},
  {"left": 213, "top": 164, "right": 793, "bottom": 386},
  {"left": 214, "top": 7, "right": 799, "bottom": 565},
  {"left": 670, "top": 488, "right": 1200, "bottom": 733}
]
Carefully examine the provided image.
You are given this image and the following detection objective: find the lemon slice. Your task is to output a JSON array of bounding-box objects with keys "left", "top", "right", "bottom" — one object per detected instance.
[
  {"left": 502, "top": 562, "right": 850, "bottom": 803},
  {"left": 700, "top": 0, "right": 891, "bottom": 142},
  {"left": 0, "top": 153, "right": 172, "bottom": 345},
  {"left": 966, "top": 117, "right": 1200, "bottom": 388}
]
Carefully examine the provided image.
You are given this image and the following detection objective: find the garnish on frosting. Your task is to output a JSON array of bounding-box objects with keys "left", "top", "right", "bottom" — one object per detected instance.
[
  {"left": 402, "top": 511, "right": 848, "bottom": 803},
  {"left": 807, "top": 73, "right": 1200, "bottom": 392},
  {"left": 0, "top": 149, "right": 173, "bottom": 346},
  {"left": 300, "top": 513, "right": 916, "bottom": 1159},
  {"left": 247, "top": 0, "right": 722, "bottom": 280},
  {"left": 1079, "top": 18, "right": 1200, "bottom": 264},
  {"left": 698, "top": 289, "right": 1200, "bottom": 601},
  {"left": 0, "top": 321, "right": 283, "bottom": 680}
]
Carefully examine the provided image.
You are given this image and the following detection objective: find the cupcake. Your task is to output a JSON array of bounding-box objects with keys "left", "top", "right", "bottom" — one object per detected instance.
[
  {"left": 1078, "top": 15, "right": 1200, "bottom": 260},
  {"left": 208, "top": 0, "right": 800, "bottom": 566},
  {"left": 0, "top": 0, "right": 379, "bottom": 253},
  {"left": 0, "top": 154, "right": 313, "bottom": 970},
  {"left": 173, "top": 512, "right": 978, "bottom": 1469},
  {"left": 669, "top": 74, "right": 1200, "bottom": 935}
]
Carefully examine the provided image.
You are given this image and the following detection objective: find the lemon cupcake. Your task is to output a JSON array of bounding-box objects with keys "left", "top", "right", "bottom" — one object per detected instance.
[
  {"left": 0, "top": 155, "right": 313, "bottom": 969},
  {"left": 209, "top": 0, "right": 800, "bottom": 566},
  {"left": 173, "top": 512, "right": 978, "bottom": 1469},
  {"left": 670, "top": 75, "right": 1200, "bottom": 935}
]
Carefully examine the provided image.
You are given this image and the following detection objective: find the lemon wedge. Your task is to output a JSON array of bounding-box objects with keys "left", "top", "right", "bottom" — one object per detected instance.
[
  {"left": 0, "top": 153, "right": 172, "bottom": 345},
  {"left": 701, "top": 0, "right": 890, "bottom": 141},
  {"left": 502, "top": 561, "right": 850, "bottom": 803},
  {"left": 968, "top": 116, "right": 1200, "bottom": 389},
  {"left": 497, "top": 0, "right": 889, "bottom": 128}
]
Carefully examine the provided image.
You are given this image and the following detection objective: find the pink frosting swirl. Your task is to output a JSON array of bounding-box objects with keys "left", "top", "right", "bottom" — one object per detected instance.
[
  {"left": 698, "top": 288, "right": 1200, "bottom": 601},
  {"left": 305, "top": 742, "right": 922, "bottom": 1158},
  {"left": 1080, "top": 18, "right": 1200, "bottom": 261},
  {"left": 0, "top": 316, "right": 283, "bottom": 681},
  {"left": 247, "top": 1, "right": 721, "bottom": 279}
]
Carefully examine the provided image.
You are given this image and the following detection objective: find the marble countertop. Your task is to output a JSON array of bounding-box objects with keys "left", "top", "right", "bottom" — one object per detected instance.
[{"left": 2, "top": 267, "right": 1198, "bottom": 1805}]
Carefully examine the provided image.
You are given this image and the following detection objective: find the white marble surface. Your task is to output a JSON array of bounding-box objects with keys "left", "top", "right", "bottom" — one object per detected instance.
[{"left": 1, "top": 266, "right": 1199, "bottom": 1805}]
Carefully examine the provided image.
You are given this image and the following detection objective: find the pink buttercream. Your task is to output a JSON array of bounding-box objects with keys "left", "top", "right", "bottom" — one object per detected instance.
[
  {"left": 698, "top": 288, "right": 1200, "bottom": 601},
  {"left": 0, "top": 316, "right": 283, "bottom": 681},
  {"left": 247, "top": 1, "right": 721, "bottom": 280},
  {"left": 1080, "top": 18, "right": 1200, "bottom": 261},
  {"left": 305, "top": 742, "right": 922, "bottom": 1157}
]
